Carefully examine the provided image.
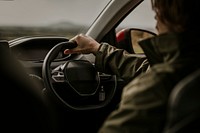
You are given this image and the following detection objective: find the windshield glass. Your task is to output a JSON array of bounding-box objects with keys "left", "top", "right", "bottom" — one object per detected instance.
[{"left": 0, "top": 0, "right": 110, "bottom": 41}]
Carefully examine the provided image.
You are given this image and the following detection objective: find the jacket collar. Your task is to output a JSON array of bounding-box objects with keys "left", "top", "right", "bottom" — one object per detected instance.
[{"left": 138, "top": 32, "right": 200, "bottom": 66}]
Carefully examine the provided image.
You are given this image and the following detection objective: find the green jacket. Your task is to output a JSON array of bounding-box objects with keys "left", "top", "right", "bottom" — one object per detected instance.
[
  {"left": 95, "top": 43, "right": 149, "bottom": 81},
  {"left": 97, "top": 32, "right": 200, "bottom": 133}
]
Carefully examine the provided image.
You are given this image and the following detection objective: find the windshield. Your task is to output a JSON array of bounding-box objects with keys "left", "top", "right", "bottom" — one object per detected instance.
[{"left": 0, "top": 0, "right": 110, "bottom": 41}]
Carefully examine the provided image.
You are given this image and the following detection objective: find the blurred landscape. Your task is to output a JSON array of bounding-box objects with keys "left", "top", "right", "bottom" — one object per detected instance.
[{"left": 0, "top": 22, "right": 86, "bottom": 41}]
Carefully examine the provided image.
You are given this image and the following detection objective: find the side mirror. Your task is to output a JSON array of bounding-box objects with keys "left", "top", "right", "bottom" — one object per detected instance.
[{"left": 116, "top": 28, "right": 156, "bottom": 54}]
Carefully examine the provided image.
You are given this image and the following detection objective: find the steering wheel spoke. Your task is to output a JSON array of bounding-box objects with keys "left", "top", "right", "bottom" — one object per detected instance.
[{"left": 52, "top": 71, "right": 65, "bottom": 83}]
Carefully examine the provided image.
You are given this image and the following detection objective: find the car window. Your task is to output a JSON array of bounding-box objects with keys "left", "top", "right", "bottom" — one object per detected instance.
[
  {"left": 115, "top": 0, "right": 156, "bottom": 53},
  {"left": 0, "top": 0, "right": 110, "bottom": 41},
  {"left": 117, "top": 0, "right": 156, "bottom": 33}
]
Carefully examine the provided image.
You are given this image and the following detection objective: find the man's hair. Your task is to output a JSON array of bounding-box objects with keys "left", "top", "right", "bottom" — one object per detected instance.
[{"left": 151, "top": 0, "right": 200, "bottom": 32}]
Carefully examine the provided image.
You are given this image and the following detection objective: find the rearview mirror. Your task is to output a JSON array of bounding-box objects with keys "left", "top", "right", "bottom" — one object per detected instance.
[{"left": 116, "top": 28, "right": 156, "bottom": 54}]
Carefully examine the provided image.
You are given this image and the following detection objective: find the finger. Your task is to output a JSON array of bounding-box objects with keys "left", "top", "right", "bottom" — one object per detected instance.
[
  {"left": 69, "top": 34, "right": 83, "bottom": 42},
  {"left": 64, "top": 49, "right": 74, "bottom": 55}
]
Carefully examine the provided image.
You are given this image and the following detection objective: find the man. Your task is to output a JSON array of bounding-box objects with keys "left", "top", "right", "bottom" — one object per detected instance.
[{"left": 64, "top": 0, "right": 200, "bottom": 132}]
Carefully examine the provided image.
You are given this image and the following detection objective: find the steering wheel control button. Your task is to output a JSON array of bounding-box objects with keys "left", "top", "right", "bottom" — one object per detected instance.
[
  {"left": 99, "top": 86, "right": 105, "bottom": 101},
  {"left": 52, "top": 71, "right": 65, "bottom": 82}
]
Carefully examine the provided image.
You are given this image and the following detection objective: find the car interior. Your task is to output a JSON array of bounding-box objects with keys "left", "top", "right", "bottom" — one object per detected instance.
[{"left": 0, "top": 0, "right": 199, "bottom": 132}]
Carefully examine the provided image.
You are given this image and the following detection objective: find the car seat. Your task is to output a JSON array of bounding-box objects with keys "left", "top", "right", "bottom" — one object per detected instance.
[
  {"left": 163, "top": 69, "right": 200, "bottom": 133},
  {"left": 0, "top": 40, "right": 57, "bottom": 133}
]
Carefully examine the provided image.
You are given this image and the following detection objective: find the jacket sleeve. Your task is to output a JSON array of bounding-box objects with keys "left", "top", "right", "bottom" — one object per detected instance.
[{"left": 95, "top": 43, "right": 149, "bottom": 81}]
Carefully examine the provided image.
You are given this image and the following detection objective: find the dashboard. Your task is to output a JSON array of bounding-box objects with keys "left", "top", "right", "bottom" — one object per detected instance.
[
  {"left": 10, "top": 36, "right": 70, "bottom": 61},
  {"left": 9, "top": 36, "right": 72, "bottom": 79}
]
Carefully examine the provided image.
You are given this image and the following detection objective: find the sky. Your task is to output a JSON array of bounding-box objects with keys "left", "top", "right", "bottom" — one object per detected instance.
[
  {"left": 0, "top": 0, "right": 109, "bottom": 26},
  {"left": 0, "top": 0, "right": 156, "bottom": 30}
]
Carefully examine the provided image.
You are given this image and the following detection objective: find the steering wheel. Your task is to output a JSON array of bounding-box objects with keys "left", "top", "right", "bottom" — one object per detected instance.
[{"left": 42, "top": 41, "right": 117, "bottom": 110}]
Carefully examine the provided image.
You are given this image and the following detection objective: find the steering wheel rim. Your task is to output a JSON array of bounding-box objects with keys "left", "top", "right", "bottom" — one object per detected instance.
[{"left": 42, "top": 41, "right": 117, "bottom": 110}]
